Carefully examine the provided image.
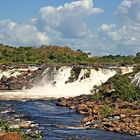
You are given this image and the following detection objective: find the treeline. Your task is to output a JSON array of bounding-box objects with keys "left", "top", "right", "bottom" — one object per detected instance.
[
  {"left": 0, "top": 43, "right": 139, "bottom": 65},
  {"left": 0, "top": 44, "right": 89, "bottom": 64}
]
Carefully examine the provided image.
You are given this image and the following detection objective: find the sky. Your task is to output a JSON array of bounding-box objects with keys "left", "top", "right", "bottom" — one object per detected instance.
[{"left": 0, "top": 0, "right": 139, "bottom": 56}]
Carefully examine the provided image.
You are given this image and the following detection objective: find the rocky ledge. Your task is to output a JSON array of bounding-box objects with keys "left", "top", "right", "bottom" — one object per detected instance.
[{"left": 57, "top": 95, "right": 140, "bottom": 136}]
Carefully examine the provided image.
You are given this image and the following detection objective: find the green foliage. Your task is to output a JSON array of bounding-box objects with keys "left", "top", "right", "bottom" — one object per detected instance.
[
  {"left": 35, "top": 130, "right": 43, "bottom": 140},
  {"left": 0, "top": 43, "right": 137, "bottom": 65},
  {"left": 98, "top": 74, "right": 140, "bottom": 102},
  {"left": 93, "top": 93, "right": 102, "bottom": 101},
  {"left": 0, "top": 118, "right": 43, "bottom": 140},
  {"left": 133, "top": 65, "right": 140, "bottom": 75},
  {"left": 0, "top": 119, "right": 10, "bottom": 132},
  {"left": 94, "top": 55, "right": 135, "bottom": 65},
  {"left": 0, "top": 44, "right": 90, "bottom": 64},
  {"left": 110, "top": 75, "right": 140, "bottom": 101},
  {"left": 98, "top": 106, "right": 112, "bottom": 118},
  {"left": 134, "top": 52, "right": 140, "bottom": 64}
]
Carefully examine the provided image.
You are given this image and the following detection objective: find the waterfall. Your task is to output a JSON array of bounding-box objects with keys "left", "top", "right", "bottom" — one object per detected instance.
[
  {"left": 27, "top": 66, "right": 116, "bottom": 98},
  {"left": 0, "top": 65, "right": 117, "bottom": 100},
  {"left": 132, "top": 72, "right": 140, "bottom": 88}
]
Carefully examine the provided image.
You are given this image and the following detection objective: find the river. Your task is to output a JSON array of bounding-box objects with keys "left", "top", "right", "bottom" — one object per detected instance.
[{"left": 2, "top": 100, "right": 140, "bottom": 140}]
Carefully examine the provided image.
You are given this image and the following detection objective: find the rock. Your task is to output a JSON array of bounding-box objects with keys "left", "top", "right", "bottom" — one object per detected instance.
[
  {"left": 76, "top": 104, "right": 91, "bottom": 115},
  {"left": 56, "top": 89, "right": 140, "bottom": 136},
  {"left": 69, "top": 105, "right": 75, "bottom": 109},
  {"left": 120, "top": 114, "right": 126, "bottom": 118},
  {"left": 0, "top": 131, "right": 5, "bottom": 137},
  {"left": 81, "top": 116, "right": 94, "bottom": 124},
  {"left": 108, "top": 116, "right": 120, "bottom": 121},
  {"left": 1, "top": 75, "right": 8, "bottom": 83},
  {"left": 0, "top": 132, "right": 24, "bottom": 140},
  {"left": 57, "top": 98, "right": 67, "bottom": 106}
]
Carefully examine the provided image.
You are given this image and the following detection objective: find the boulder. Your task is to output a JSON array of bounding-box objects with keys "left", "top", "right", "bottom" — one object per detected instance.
[
  {"left": 0, "top": 132, "right": 24, "bottom": 140},
  {"left": 57, "top": 98, "right": 67, "bottom": 106}
]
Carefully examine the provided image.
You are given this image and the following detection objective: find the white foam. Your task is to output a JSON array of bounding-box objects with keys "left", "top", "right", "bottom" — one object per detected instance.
[
  {"left": 0, "top": 70, "right": 21, "bottom": 79},
  {"left": 132, "top": 71, "right": 140, "bottom": 88},
  {"left": 0, "top": 66, "right": 116, "bottom": 100},
  {"left": 120, "top": 66, "right": 133, "bottom": 75}
]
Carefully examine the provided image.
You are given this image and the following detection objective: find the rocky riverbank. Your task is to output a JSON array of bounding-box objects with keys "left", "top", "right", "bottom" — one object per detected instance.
[
  {"left": 0, "top": 102, "right": 42, "bottom": 139},
  {"left": 57, "top": 94, "right": 140, "bottom": 136}
]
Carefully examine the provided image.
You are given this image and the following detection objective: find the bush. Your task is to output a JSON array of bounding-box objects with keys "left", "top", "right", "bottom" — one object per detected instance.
[
  {"left": 99, "top": 74, "right": 140, "bottom": 102},
  {"left": 98, "top": 106, "right": 112, "bottom": 118},
  {"left": 111, "top": 75, "right": 140, "bottom": 101}
]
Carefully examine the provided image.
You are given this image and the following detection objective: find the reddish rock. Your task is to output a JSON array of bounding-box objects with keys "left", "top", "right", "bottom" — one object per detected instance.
[
  {"left": 0, "top": 131, "right": 5, "bottom": 137},
  {"left": 56, "top": 94, "right": 140, "bottom": 136},
  {"left": 0, "top": 132, "right": 24, "bottom": 140},
  {"left": 81, "top": 116, "right": 94, "bottom": 124}
]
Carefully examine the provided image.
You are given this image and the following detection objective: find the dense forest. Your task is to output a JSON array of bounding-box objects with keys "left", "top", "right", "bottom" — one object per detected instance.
[{"left": 0, "top": 43, "right": 138, "bottom": 65}]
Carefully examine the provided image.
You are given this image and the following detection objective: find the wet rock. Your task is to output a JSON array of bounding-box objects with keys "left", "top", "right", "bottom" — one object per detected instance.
[
  {"left": 76, "top": 104, "right": 90, "bottom": 115},
  {"left": 81, "top": 116, "right": 95, "bottom": 124},
  {"left": 0, "top": 64, "right": 46, "bottom": 90},
  {"left": 57, "top": 98, "right": 67, "bottom": 106}
]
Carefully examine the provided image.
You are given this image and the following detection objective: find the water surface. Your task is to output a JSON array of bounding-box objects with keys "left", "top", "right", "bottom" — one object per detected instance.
[{"left": 2, "top": 100, "right": 140, "bottom": 140}]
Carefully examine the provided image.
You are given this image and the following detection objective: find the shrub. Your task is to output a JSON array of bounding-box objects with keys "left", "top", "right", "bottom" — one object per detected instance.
[
  {"left": 99, "top": 74, "right": 140, "bottom": 102},
  {"left": 111, "top": 75, "right": 140, "bottom": 101},
  {"left": 98, "top": 106, "right": 112, "bottom": 118}
]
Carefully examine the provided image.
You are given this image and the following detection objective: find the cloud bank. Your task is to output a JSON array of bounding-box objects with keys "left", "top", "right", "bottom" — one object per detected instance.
[
  {"left": 100, "top": 0, "right": 140, "bottom": 55},
  {"left": 0, "top": 0, "right": 140, "bottom": 55}
]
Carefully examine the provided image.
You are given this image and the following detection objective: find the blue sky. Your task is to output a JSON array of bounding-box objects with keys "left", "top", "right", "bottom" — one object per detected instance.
[
  {"left": 0, "top": 0, "right": 121, "bottom": 26},
  {"left": 0, "top": 0, "right": 139, "bottom": 55}
]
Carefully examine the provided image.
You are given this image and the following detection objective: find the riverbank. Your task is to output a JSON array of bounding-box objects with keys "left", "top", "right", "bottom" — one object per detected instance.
[
  {"left": 2, "top": 100, "right": 139, "bottom": 140},
  {"left": 0, "top": 102, "right": 42, "bottom": 139},
  {"left": 57, "top": 94, "right": 140, "bottom": 136}
]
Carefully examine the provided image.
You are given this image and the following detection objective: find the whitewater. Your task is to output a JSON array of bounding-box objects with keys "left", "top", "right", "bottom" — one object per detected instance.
[{"left": 0, "top": 65, "right": 134, "bottom": 100}]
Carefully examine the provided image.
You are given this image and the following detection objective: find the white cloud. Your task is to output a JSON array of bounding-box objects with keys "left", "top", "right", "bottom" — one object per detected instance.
[
  {"left": 118, "top": 0, "right": 140, "bottom": 23},
  {"left": 100, "top": 24, "right": 116, "bottom": 32},
  {"left": 100, "top": 24, "right": 121, "bottom": 41},
  {"left": 99, "top": 0, "right": 140, "bottom": 55},
  {"left": 118, "top": 0, "right": 131, "bottom": 14},
  {"left": 34, "top": 0, "right": 103, "bottom": 39},
  {"left": 0, "top": 20, "right": 49, "bottom": 46},
  {"left": 0, "top": 0, "right": 103, "bottom": 50}
]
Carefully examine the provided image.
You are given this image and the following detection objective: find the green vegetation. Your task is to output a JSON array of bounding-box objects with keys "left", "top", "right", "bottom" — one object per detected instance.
[
  {"left": 95, "top": 55, "right": 135, "bottom": 65},
  {"left": 98, "top": 106, "right": 112, "bottom": 118},
  {"left": 0, "top": 43, "right": 89, "bottom": 64},
  {"left": 0, "top": 43, "right": 137, "bottom": 65},
  {"left": 110, "top": 75, "right": 140, "bottom": 101},
  {"left": 134, "top": 52, "right": 140, "bottom": 64},
  {"left": 92, "top": 92, "right": 102, "bottom": 101},
  {"left": 0, "top": 119, "right": 43, "bottom": 140},
  {"left": 0, "top": 103, "right": 43, "bottom": 140},
  {"left": 97, "top": 74, "right": 140, "bottom": 102}
]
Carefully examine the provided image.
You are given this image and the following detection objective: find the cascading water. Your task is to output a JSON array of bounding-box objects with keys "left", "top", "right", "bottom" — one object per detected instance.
[
  {"left": 132, "top": 71, "right": 140, "bottom": 88},
  {"left": 21, "top": 66, "right": 116, "bottom": 98},
  {"left": 0, "top": 66, "right": 117, "bottom": 100}
]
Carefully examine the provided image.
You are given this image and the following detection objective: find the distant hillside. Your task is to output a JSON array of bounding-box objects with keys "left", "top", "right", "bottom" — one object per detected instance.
[{"left": 0, "top": 43, "right": 137, "bottom": 65}]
